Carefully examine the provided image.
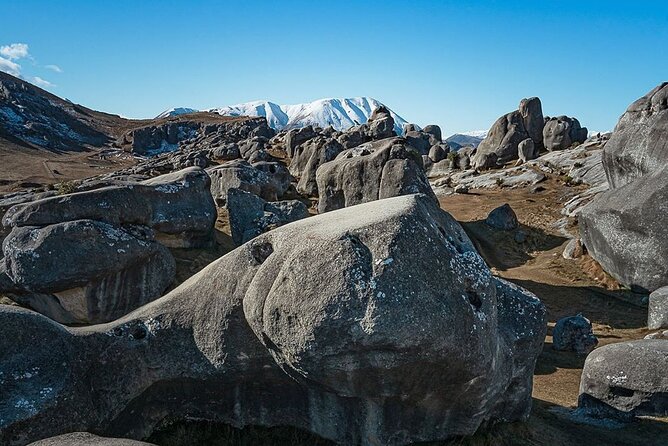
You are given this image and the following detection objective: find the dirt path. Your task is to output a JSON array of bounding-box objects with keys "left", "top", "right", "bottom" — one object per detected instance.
[{"left": 439, "top": 185, "right": 667, "bottom": 445}]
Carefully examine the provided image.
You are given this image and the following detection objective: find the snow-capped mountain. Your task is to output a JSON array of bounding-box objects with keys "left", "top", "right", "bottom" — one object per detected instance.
[
  {"left": 155, "top": 107, "right": 198, "bottom": 119},
  {"left": 461, "top": 130, "right": 488, "bottom": 139},
  {"left": 157, "top": 97, "right": 408, "bottom": 135}
]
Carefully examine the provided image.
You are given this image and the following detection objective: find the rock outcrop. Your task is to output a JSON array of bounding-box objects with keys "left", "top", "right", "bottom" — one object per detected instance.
[
  {"left": 485, "top": 204, "right": 519, "bottom": 230},
  {"left": 472, "top": 97, "right": 544, "bottom": 168},
  {"left": 289, "top": 136, "right": 343, "bottom": 196},
  {"left": 0, "top": 194, "right": 546, "bottom": 446},
  {"left": 648, "top": 286, "right": 668, "bottom": 330},
  {"left": 579, "top": 339, "right": 668, "bottom": 418},
  {"left": 602, "top": 82, "right": 668, "bottom": 188},
  {"left": 543, "top": 116, "right": 588, "bottom": 151},
  {"left": 579, "top": 83, "right": 668, "bottom": 292},
  {"left": 0, "top": 168, "right": 215, "bottom": 324},
  {"left": 316, "top": 138, "right": 436, "bottom": 213},
  {"left": 120, "top": 116, "right": 274, "bottom": 156},
  {"left": 552, "top": 314, "right": 598, "bottom": 354},
  {"left": 28, "top": 433, "right": 156, "bottom": 446},
  {"left": 207, "top": 159, "right": 291, "bottom": 205},
  {"left": 227, "top": 188, "right": 309, "bottom": 245}
]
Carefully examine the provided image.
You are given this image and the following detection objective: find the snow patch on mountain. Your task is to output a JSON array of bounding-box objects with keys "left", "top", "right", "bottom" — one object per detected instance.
[
  {"left": 155, "top": 107, "right": 198, "bottom": 119},
  {"left": 159, "top": 97, "right": 408, "bottom": 135},
  {"left": 460, "top": 130, "right": 488, "bottom": 139}
]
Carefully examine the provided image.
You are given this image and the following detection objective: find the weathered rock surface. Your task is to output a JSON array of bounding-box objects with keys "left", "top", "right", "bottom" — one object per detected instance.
[
  {"left": 485, "top": 204, "right": 519, "bottom": 230},
  {"left": 0, "top": 194, "right": 546, "bottom": 446},
  {"left": 207, "top": 159, "right": 291, "bottom": 205},
  {"left": 648, "top": 286, "right": 668, "bottom": 330},
  {"left": 227, "top": 188, "right": 309, "bottom": 245},
  {"left": 602, "top": 82, "right": 668, "bottom": 188},
  {"left": 562, "top": 238, "right": 584, "bottom": 260},
  {"left": 552, "top": 315, "right": 598, "bottom": 354},
  {"left": 579, "top": 339, "right": 668, "bottom": 418},
  {"left": 519, "top": 97, "right": 545, "bottom": 150},
  {"left": 543, "top": 116, "right": 588, "bottom": 151},
  {"left": 517, "top": 138, "right": 536, "bottom": 163},
  {"left": 472, "top": 98, "right": 544, "bottom": 168},
  {"left": 0, "top": 168, "right": 216, "bottom": 324},
  {"left": 428, "top": 143, "right": 449, "bottom": 163},
  {"left": 120, "top": 116, "right": 274, "bottom": 156},
  {"left": 422, "top": 124, "right": 442, "bottom": 142},
  {"left": 579, "top": 165, "right": 668, "bottom": 292},
  {"left": 289, "top": 136, "right": 343, "bottom": 196},
  {"left": 285, "top": 125, "right": 318, "bottom": 158},
  {"left": 3, "top": 167, "right": 216, "bottom": 248},
  {"left": 316, "top": 138, "right": 436, "bottom": 213},
  {"left": 28, "top": 433, "right": 156, "bottom": 446},
  {"left": 578, "top": 85, "right": 668, "bottom": 292}
]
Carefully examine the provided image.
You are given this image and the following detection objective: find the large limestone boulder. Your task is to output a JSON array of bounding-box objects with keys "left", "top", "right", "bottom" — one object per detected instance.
[
  {"left": 2, "top": 167, "right": 216, "bottom": 249},
  {"left": 0, "top": 168, "right": 218, "bottom": 324},
  {"left": 579, "top": 83, "right": 668, "bottom": 292},
  {"left": 288, "top": 136, "right": 343, "bottom": 196},
  {"left": 543, "top": 116, "right": 588, "bottom": 151},
  {"left": 603, "top": 82, "right": 668, "bottom": 188},
  {"left": 0, "top": 194, "right": 546, "bottom": 446},
  {"left": 473, "top": 111, "right": 528, "bottom": 168},
  {"left": 1, "top": 222, "right": 175, "bottom": 325},
  {"left": 316, "top": 138, "right": 436, "bottom": 213},
  {"left": 285, "top": 125, "right": 317, "bottom": 158},
  {"left": 207, "top": 159, "right": 291, "bottom": 205},
  {"left": 519, "top": 97, "right": 545, "bottom": 150},
  {"left": 472, "top": 97, "right": 544, "bottom": 168},
  {"left": 579, "top": 167, "right": 668, "bottom": 292},
  {"left": 28, "top": 433, "right": 156, "bottom": 446},
  {"left": 422, "top": 124, "right": 442, "bottom": 142},
  {"left": 579, "top": 339, "right": 668, "bottom": 418},
  {"left": 227, "top": 188, "right": 309, "bottom": 245},
  {"left": 649, "top": 286, "right": 668, "bottom": 329}
]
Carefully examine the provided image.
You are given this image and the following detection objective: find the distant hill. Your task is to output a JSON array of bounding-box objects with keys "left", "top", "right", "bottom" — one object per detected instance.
[{"left": 445, "top": 131, "right": 488, "bottom": 150}]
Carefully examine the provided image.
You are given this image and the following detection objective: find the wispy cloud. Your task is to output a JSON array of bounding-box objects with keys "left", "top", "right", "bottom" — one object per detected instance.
[
  {"left": 32, "top": 76, "right": 54, "bottom": 88},
  {"left": 0, "top": 56, "right": 21, "bottom": 76},
  {"left": 0, "top": 43, "right": 58, "bottom": 89},
  {"left": 0, "top": 43, "right": 29, "bottom": 60}
]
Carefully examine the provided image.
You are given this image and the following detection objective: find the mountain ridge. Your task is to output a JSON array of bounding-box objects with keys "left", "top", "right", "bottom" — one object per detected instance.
[{"left": 158, "top": 97, "right": 409, "bottom": 135}]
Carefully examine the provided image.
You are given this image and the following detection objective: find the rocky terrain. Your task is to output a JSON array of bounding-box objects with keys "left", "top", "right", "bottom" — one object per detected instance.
[{"left": 0, "top": 74, "right": 667, "bottom": 446}]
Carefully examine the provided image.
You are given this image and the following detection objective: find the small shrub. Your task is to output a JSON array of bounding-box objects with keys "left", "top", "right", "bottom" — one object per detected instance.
[
  {"left": 56, "top": 180, "right": 79, "bottom": 195},
  {"left": 562, "top": 175, "right": 581, "bottom": 186}
]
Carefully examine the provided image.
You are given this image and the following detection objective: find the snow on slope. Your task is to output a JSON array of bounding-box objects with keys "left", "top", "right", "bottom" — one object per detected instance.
[
  {"left": 208, "top": 100, "right": 289, "bottom": 129},
  {"left": 460, "top": 130, "right": 488, "bottom": 139},
  {"left": 155, "top": 107, "right": 198, "bottom": 119},
  {"left": 162, "top": 97, "right": 408, "bottom": 135}
]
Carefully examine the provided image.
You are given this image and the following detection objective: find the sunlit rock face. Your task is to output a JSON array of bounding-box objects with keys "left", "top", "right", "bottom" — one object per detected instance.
[{"left": 0, "top": 194, "right": 546, "bottom": 446}]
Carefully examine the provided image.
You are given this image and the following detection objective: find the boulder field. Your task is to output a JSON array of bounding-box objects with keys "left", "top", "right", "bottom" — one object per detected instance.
[
  {"left": 0, "top": 167, "right": 216, "bottom": 324},
  {"left": 0, "top": 194, "right": 546, "bottom": 446}
]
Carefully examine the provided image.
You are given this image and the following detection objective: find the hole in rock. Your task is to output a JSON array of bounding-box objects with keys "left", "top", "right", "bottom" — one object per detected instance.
[
  {"left": 609, "top": 386, "right": 635, "bottom": 398},
  {"left": 132, "top": 325, "right": 147, "bottom": 340},
  {"left": 466, "top": 289, "right": 483, "bottom": 311}
]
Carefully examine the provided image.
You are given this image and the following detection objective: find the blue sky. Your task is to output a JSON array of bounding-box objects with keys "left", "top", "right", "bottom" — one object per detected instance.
[{"left": 1, "top": 0, "right": 667, "bottom": 134}]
